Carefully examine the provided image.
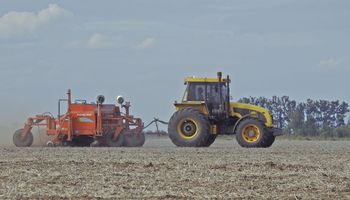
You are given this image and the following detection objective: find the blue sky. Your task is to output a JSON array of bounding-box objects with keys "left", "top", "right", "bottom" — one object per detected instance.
[{"left": 0, "top": 0, "right": 349, "bottom": 131}]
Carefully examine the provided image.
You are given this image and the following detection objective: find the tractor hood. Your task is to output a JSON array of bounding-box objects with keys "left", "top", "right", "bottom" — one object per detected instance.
[{"left": 230, "top": 102, "right": 273, "bottom": 127}]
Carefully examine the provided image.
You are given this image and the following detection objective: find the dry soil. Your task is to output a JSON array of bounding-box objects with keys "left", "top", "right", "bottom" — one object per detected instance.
[{"left": 0, "top": 137, "right": 349, "bottom": 199}]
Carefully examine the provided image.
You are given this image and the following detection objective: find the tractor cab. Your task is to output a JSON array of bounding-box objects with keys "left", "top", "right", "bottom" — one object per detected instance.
[{"left": 179, "top": 72, "right": 231, "bottom": 120}]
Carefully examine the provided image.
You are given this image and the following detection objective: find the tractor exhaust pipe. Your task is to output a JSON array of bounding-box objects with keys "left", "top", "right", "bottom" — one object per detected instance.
[{"left": 217, "top": 72, "right": 222, "bottom": 80}]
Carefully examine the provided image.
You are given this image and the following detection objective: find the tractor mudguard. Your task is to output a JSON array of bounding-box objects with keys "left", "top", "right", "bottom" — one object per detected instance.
[
  {"left": 269, "top": 127, "right": 283, "bottom": 136},
  {"left": 233, "top": 114, "right": 253, "bottom": 134}
]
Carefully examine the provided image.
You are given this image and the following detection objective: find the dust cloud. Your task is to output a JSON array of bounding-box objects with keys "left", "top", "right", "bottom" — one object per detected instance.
[
  {"left": 0, "top": 126, "right": 12, "bottom": 146},
  {"left": 0, "top": 126, "right": 53, "bottom": 147}
]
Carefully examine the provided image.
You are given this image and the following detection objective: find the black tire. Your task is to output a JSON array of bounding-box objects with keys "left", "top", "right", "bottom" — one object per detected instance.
[
  {"left": 203, "top": 134, "right": 217, "bottom": 147},
  {"left": 168, "top": 108, "right": 210, "bottom": 147},
  {"left": 264, "top": 135, "right": 276, "bottom": 147},
  {"left": 235, "top": 118, "right": 274, "bottom": 148},
  {"left": 90, "top": 140, "right": 100, "bottom": 147},
  {"left": 13, "top": 129, "right": 33, "bottom": 147},
  {"left": 124, "top": 132, "right": 145, "bottom": 147},
  {"left": 72, "top": 136, "right": 94, "bottom": 147},
  {"left": 105, "top": 131, "right": 124, "bottom": 147}
]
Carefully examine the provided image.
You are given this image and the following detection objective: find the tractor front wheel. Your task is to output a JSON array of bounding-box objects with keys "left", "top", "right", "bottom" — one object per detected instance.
[
  {"left": 235, "top": 118, "right": 274, "bottom": 148},
  {"left": 105, "top": 131, "right": 124, "bottom": 147},
  {"left": 264, "top": 134, "right": 276, "bottom": 147},
  {"left": 168, "top": 108, "right": 210, "bottom": 147},
  {"left": 13, "top": 129, "right": 33, "bottom": 147}
]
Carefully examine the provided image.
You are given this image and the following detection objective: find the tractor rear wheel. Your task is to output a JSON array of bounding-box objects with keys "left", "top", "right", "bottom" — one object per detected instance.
[
  {"left": 13, "top": 129, "right": 33, "bottom": 147},
  {"left": 168, "top": 108, "right": 210, "bottom": 147},
  {"left": 203, "top": 134, "right": 217, "bottom": 147},
  {"left": 124, "top": 132, "right": 145, "bottom": 147},
  {"left": 105, "top": 131, "right": 124, "bottom": 147},
  {"left": 235, "top": 118, "right": 274, "bottom": 148}
]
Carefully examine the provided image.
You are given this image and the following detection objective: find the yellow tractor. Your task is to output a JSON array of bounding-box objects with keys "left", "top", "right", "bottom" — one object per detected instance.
[{"left": 168, "top": 72, "right": 282, "bottom": 147}]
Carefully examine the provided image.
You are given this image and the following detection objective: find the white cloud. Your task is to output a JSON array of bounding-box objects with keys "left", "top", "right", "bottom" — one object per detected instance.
[
  {"left": 136, "top": 37, "right": 156, "bottom": 49},
  {"left": 318, "top": 58, "right": 340, "bottom": 69},
  {"left": 87, "top": 33, "right": 112, "bottom": 49},
  {"left": 87, "top": 34, "right": 152, "bottom": 50},
  {"left": 0, "top": 4, "right": 70, "bottom": 39}
]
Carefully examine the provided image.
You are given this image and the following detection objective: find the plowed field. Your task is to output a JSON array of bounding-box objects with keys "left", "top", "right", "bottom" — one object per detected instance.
[{"left": 0, "top": 137, "right": 349, "bottom": 199}]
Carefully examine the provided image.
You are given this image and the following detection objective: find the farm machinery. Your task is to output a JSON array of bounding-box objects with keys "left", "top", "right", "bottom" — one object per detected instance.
[
  {"left": 13, "top": 89, "right": 145, "bottom": 147},
  {"left": 168, "top": 72, "right": 282, "bottom": 148}
]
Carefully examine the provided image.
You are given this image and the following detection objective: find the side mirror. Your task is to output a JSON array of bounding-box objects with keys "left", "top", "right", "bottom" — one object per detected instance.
[{"left": 230, "top": 96, "right": 233, "bottom": 100}]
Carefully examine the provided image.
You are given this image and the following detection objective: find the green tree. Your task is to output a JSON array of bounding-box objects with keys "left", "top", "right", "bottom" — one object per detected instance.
[
  {"left": 335, "top": 102, "right": 349, "bottom": 127},
  {"left": 239, "top": 96, "right": 350, "bottom": 137},
  {"left": 288, "top": 103, "right": 305, "bottom": 135}
]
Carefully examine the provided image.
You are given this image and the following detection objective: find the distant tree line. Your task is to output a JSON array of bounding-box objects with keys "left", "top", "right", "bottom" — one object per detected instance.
[{"left": 239, "top": 96, "right": 350, "bottom": 138}]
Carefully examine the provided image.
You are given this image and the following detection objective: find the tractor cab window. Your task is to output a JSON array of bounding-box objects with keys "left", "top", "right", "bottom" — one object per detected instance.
[
  {"left": 184, "top": 82, "right": 227, "bottom": 102},
  {"left": 186, "top": 83, "right": 206, "bottom": 101},
  {"left": 207, "top": 84, "right": 227, "bottom": 104},
  {"left": 221, "top": 85, "right": 228, "bottom": 100},
  {"left": 207, "top": 84, "right": 220, "bottom": 103}
]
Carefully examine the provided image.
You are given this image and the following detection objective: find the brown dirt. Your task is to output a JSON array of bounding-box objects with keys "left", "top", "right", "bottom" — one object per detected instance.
[{"left": 0, "top": 137, "right": 349, "bottom": 199}]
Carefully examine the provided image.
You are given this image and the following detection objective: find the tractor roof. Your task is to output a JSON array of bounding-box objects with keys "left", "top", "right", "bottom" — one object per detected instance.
[{"left": 184, "top": 77, "right": 230, "bottom": 84}]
